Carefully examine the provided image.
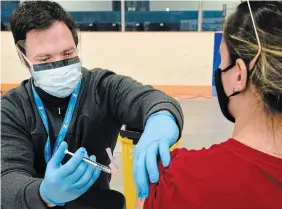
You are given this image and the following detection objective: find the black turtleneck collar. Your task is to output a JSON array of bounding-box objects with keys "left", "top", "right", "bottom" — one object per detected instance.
[{"left": 32, "top": 79, "right": 71, "bottom": 107}]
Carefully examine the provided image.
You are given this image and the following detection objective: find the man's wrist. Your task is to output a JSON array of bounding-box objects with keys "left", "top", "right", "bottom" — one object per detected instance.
[
  {"left": 39, "top": 183, "right": 56, "bottom": 207},
  {"left": 147, "top": 110, "right": 176, "bottom": 125},
  {"left": 39, "top": 183, "right": 66, "bottom": 207},
  {"left": 40, "top": 191, "right": 55, "bottom": 207}
]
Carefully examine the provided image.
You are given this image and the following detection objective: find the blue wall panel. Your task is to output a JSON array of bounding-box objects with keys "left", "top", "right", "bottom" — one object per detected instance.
[
  {"left": 212, "top": 32, "right": 223, "bottom": 96},
  {"left": 212, "top": 32, "right": 223, "bottom": 86}
]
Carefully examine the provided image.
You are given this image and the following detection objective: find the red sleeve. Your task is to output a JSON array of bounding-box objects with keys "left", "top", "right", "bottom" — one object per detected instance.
[
  {"left": 143, "top": 140, "right": 282, "bottom": 209},
  {"left": 143, "top": 148, "right": 214, "bottom": 209}
]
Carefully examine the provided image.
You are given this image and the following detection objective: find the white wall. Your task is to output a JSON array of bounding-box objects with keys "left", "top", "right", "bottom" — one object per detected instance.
[
  {"left": 56, "top": 1, "right": 112, "bottom": 11},
  {"left": 225, "top": 1, "right": 240, "bottom": 17},
  {"left": 202, "top": 2, "right": 226, "bottom": 11},
  {"left": 19, "top": 0, "right": 240, "bottom": 12},
  {"left": 20, "top": 0, "right": 113, "bottom": 11},
  {"left": 1, "top": 31, "right": 215, "bottom": 86},
  {"left": 149, "top": 1, "right": 239, "bottom": 11},
  {"left": 150, "top": 1, "right": 199, "bottom": 11}
]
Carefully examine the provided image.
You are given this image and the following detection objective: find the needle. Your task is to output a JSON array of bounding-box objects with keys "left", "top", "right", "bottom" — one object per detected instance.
[{"left": 64, "top": 150, "right": 112, "bottom": 174}]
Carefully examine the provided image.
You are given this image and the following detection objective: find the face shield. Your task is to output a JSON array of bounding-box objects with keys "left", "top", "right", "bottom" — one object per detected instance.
[{"left": 16, "top": 29, "right": 83, "bottom": 98}]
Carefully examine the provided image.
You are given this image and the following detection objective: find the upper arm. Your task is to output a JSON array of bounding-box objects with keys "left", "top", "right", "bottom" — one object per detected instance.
[
  {"left": 143, "top": 148, "right": 212, "bottom": 209},
  {"left": 92, "top": 68, "right": 183, "bottom": 130},
  {"left": 1, "top": 94, "right": 35, "bottom": 176},
  {"left": 1, "top": 90, "right": 49, "bottom": 208},
  {"left": 93, "top": 68, "right": 153, "bottom": 120}
]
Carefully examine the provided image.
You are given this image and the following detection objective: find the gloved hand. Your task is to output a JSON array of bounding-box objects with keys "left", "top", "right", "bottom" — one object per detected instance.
[
  {"left": 133, "top": 111, "right": 179, "bottom": 199},
  {"left": 40, "top": 141, "right": 101, "bottom": 206}
]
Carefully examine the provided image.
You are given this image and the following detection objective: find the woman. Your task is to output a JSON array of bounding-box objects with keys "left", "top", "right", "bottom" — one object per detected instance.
[{"left": 138, "top": 1, "right": 282, "bottom": 209}]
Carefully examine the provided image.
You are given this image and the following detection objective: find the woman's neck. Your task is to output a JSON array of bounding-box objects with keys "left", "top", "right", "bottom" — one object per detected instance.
[{"left": 233, "top": 109, "right": 282, "bottom": 158}]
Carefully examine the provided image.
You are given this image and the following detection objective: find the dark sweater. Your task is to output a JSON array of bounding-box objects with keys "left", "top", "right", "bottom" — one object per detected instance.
[{"left": 1, "top": 68, "right": 183, "bottom": 209}]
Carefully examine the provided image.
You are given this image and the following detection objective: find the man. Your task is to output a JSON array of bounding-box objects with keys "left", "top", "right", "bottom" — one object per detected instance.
[{"left": 1, "top": 1, "right": 183, "bottom": 209}]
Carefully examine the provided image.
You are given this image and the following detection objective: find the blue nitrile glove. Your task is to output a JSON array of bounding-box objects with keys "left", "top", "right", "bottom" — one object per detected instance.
[
  {"left": 133, "top": 111, "right": 179, "bottom": 198},
  {"left": 40, "top": 141, "right": 101, "bottom": 206}
]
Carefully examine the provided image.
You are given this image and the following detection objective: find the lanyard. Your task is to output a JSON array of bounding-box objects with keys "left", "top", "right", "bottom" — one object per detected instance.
[{"left": 32, "top": 80, "right": 81, "bottom": 164}]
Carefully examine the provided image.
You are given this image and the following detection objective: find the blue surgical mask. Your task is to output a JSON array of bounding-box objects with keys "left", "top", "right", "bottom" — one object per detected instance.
[{"left": 32, "top": 57, "right": 82, "bottom": 98}]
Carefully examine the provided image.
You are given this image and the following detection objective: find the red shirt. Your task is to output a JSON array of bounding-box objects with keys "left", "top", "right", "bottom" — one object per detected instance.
[{"left": 144, "top": 139, "right": 282, "bottom": 209}]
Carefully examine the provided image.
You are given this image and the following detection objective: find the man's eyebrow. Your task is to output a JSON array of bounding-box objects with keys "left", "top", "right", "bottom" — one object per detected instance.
[
  {"left": 34, "top": 47, "right": 76, "bottom": 58},
  {"left": 62, "top": 47, "right": 76, "bottom": 53},
  {"left": 35, "top": 53, "right": 51, "bottom": 58}
]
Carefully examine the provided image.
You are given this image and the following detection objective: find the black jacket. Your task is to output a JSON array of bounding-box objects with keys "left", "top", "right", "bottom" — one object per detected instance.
[{"left": 1, "top": 68, "right": 183, "bottom": 209}]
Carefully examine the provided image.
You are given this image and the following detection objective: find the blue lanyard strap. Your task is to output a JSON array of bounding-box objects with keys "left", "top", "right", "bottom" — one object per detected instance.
[{"left": 32, "top": 80, "right": 81, "bottom": 163}]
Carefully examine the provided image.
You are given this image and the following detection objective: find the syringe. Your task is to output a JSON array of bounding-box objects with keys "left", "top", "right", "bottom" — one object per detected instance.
[{"left": 64, "top": 150, "right": 112, "bottom": 174}]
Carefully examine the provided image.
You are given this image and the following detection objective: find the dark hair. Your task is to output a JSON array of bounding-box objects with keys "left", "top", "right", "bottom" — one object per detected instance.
[
  {"left": 224, "top": 1, "right": 282, "bottom": 114},
  {"left": 10, "top": 1, "right": 78, "bottom": 45}
]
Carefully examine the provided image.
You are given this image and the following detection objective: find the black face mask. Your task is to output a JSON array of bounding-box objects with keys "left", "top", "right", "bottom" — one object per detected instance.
[{"left": 214, "top": 64, "right": 240, "bottom": 123}]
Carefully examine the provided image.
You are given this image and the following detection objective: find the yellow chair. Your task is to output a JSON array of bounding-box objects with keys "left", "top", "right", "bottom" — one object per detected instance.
[{"left": 118, "top": 127, "right": 182, "bottom": 209}]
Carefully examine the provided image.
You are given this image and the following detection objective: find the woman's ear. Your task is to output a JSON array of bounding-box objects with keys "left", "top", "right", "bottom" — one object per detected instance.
[{"left": 235, "top": 58, "right": 248, "bottom": 91}]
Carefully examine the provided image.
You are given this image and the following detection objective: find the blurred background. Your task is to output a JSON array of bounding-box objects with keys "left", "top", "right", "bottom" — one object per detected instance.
[{"left": 1, "top": 1, "right": 240, "bottom": 32}]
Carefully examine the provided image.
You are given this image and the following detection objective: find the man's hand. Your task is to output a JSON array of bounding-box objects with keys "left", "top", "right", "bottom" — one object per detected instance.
[
  {"left": 40, "top": 142, "right": 101, "bottom": 206},
  {"left": 133, "top": 111, "right": 179, "bottom": 198}
]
